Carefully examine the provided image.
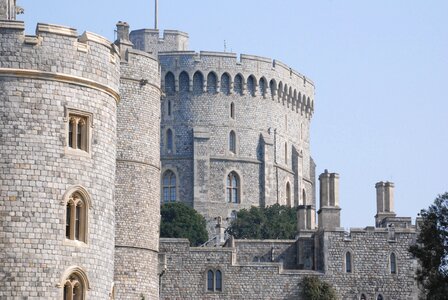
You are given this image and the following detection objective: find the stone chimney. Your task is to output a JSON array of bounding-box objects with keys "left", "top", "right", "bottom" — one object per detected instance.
[
  {"left": 317, "top": 169, "right": 341, "bottom": 230},
  {"left": 114, "top": 21, "right": 134, "bottom": 60},
  {"left": 375, "top": 181, "right": 396, "bottom": 227}
]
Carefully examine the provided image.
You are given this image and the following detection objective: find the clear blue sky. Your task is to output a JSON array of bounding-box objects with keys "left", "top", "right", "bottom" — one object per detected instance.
[{"left": 19, "top": 0, "right": 448, "bottom": 228}]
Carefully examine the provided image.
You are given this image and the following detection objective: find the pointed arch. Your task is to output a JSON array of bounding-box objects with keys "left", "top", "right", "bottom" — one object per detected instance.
[
  {"left": 164, "top": 72, "right": 175, "bottom": 95},
  {"left": 207, "top": 72, "right": 217, "bottom": 94},
  {"left": 234, "top": 74, "right": 243, "bottom": 95},
  {"left": 220, "top": 73, "right": 231, "bottom": 95},
  {"left": 179, "top": 71, "right": 189, "bottom": 93},
  {"left": 162, "top": 170, "right": 177, "bottom": 203},
  {"left": 259, "top": 77, "right": 267, "bottom": 96},
  {"left": 269, "top": 79, "right": 277, "bottom": 98},
  {"left": 226, "top": 171, "right": 240, "bottom": 203},
  {"left": 229, "top": 130, "right": 236, "bottom": 153},
  {"left": 247, "top": 75, "right": 256, "bottom": 96},
  {"left": 193, "top": 71, "right": 204, "bottom": 94}
]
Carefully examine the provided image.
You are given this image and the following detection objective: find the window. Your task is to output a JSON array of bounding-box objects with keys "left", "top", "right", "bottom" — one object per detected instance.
[
  {"left": 234, "top": 74, "right": 243, "bottom": 95},
  {"left": 67, "top": 110, "right": 91, "bottom": 153},
  {"left": 206, "top": 269, "right": 222, "bottom": 292},
  {"left": 207, "top": 72, "right": 217, "bottom": 94},
  {"left": 66, "top": 192, "right": 88, "bottom": 243},
  {"left": 166, "top": 129, "right": 173, "bottom": 153},
  {"left": 60, "top": 267, "right": 90, "bottom": 300},
  {"left": 345, "top": 251, "right": 352, "bottom": 273},
  {"left": 221, "top": 73, "right": 230, "bottom": 95},
  {"left": 193, "top": 71, "right": 204, "bottom": 94},
  {"left": 179, "top": 71, "right": 189, "bottom": 93},
  {"left": 229, "top": 131, "right": 236, "bottom": 153},
  {"left": 230, "top": 102, "right": 235, "bottom": 119},
  {"left": 377, "top": 295, "right": 384, "bottom": 300},
  {"left": 302, "top": 189, "right": 306, "bottom": 205},
  {"left": 167, "top": 100, "right": 172, "bottom": 116},
  {"left": 286, "top": 182, "right": 291, "bottom": 207},
  {"left": 390, "top": 252, "right": 397, "bottom": 274},
  {"left": 360, "top": 294, "right": 366, "bottom": 300},
  {"left": 259, "top": 78, "right": 266, "bottom": 96},
  {"left": 162, "top": 170, "right": 176, "bottom": 203},
  {"left": 284, "top": 142, "right": 288, "bottom": 165},
  {"left": 247, "top": 75, "right": 256, "bottom": 96},
  {"left": 226, "top": 172, "right": 240, "bottom": 203},
  {"left": 164, "top": 72, "right": 175, "bottom": 95},
  {"left": 269, "top": 79, "right": 276, "bottom": 98}
]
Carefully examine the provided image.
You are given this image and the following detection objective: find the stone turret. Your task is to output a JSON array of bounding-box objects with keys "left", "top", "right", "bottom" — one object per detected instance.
[
  {"left": 375, "top": 181, "right": 396, "bottom": 227},
  {"left": 317, "top": 170, "right": 341, "bottom": 230},
  {"left": 0, "top": 0, "right": 16, "bottom": 20}
]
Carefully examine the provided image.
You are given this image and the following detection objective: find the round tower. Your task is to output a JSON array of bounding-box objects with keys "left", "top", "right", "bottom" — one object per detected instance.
[
  {"left": 151, "top": 46, "right": 316, "bottom": 234},
  {"left": 0, "top": 19, "right": 120, "bottom": 299},
  {"left": 113, "top": 22, "right": 162, "bottom": 299}
]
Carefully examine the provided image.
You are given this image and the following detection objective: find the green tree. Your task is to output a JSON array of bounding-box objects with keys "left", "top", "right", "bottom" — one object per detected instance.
[
  {"left": 409, "top": 193, "right": 448, "bottom": 299},
  {"left": 226, "top": 204, "right": 297, "bottom": 239},
  {"left": 301, "top": 276, "right": 337, "bottom": 300},
  {"left": 160, "top": 202, "right": 208, "bottom": 246}
]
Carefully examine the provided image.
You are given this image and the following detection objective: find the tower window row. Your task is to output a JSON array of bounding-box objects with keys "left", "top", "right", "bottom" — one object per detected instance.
[{"left": 163, "top": 71, "right": 313, "bottom": 113}]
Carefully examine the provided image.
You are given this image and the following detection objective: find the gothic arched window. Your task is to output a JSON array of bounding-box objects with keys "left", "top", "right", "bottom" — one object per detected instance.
[
  {"left": 390, "top": 252, "right": 397, "bottom": 274},
  {"left": 61, "top": 268, "right": 90, "bottom": 300},
  {"left": 66, "top": 192, "right": 88, "bottom": 243},
  {"left": 221, "top": 73, "right": 230, "bottom": 95},
  {"left": 207, "top": 72, "right": 217, "bottom": 94},
  {"left": 234, "top": 74, "right": 243, "bottom": 95},
  {"left": 164, "top": 72, "right": 175, "bottom": 95},
  {"left": 226, "top": 172, "right": 240, "bottom": 203},
  {"left": 259, "top": 78, "right": 266, "bottom": 96},
  {"left": 193, "top": 71, "right": 204, "bottom": 94},
  {"left": 345, "top": 251, "right": 352, "bottom": 273},
  {"left": 166, "top": 129, "right": 173, "bottom": 153},
  {"left": 247, "top": 75, "right": 256, "bottom": 96},
  {"left": 377, "top": 294, "right": 384, "bottom": 300},
  {"left": 206, "top": 269, "right": 223, "bottom": 292},
  {"left": 162, "top": 170, "right": 176, "bottom": 203},
  {"left": 269, "top": 79, "right": 276, "bottom": 98},
  {"left": 179, "top": 71, "right": 189, "bottom": 93},
  {"left": 229, "top": 131, "right": 236, "bottom": 153}
]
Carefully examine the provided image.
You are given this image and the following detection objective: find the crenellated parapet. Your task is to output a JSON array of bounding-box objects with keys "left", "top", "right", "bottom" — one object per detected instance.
[
  {"left": 0, "top": 21, "right": 121, "bottom": 101},
  {"left": 159, "top": 51, "right": 315, "bottom": 119}
]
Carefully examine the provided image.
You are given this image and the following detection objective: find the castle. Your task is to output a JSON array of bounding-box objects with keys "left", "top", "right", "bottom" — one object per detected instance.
[{"left": 0, "top": 1, "right": 419, "bottom": 299}]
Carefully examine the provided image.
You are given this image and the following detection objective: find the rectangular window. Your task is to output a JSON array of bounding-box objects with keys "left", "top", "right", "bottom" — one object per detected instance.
[{"left": 65, "top": 108, "right": 92, "bottom": 156}]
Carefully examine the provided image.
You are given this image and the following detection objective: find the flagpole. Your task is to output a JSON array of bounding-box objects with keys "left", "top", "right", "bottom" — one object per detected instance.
[{"left": 154, "top": 0, "right": 158, "bottom": 30}]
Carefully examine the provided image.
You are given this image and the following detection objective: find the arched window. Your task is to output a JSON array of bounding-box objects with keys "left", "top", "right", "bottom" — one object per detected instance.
[
  {"left": 164, "top": 72, "right": 175, "bottom": 95},
  {"left": 360, "top": 294, "right": 367, "bottom": 300},
  {"left": 68, "top": 113, "right": 90, "bottom": 152},
  {"left": 179, "top": 71, "right": 189, "bottom": 93},
  {"left": 207, "top": 72, "right": 217, "bottom": 94},
  {"left": 269, "top": 79, "right": 276, "bottom": 98},
  {"left": 230, "top": 102, "right": 235, "bottom": 119},
  {"left": 61, "top": 268, "right": 89, "bottom": 300},
  {"left": 221, "top": 73, "right": 230, "bottom": 95},
  {"left": 229, "top": 131, "right": 236, "bottom": 153},
  {"left": 162, "top": 170, "right": 176, "bottom": 203},
  {"left": 206, "top": 269, "right": 223, "bottom": 292},
  {"left": 390, "top": 252, "right": 397, "bottom": 274},
  {"left": 207, "top": 270, "right": 214, "bottom": 291},
  {"left": 66, "top": 192, "right": 88, "bottom": 243},
  {"left": 166, "top": 129, "right": 173, "bottom": 153},
  {"left": 247, "top": 75, "right": 256, "bottom": 96},
  {"left": 234, "top": 74, "right": 243, "bottom": 95},
  {"left": 377, "top": 294, "right": 384, "bottom": 300},
  {"left": 286, "top": 182, "right": 291, "bottom": 207},
  {"left": 226, "top": 172, "right": 240, "bottom": 203},
  {"left": 215, "top": 270, "right": 222, "bottom": 291},
  {"left": 259, "top": 78, "right": 266, "bottom": 95},
  {"left": 193, "top": 71, "right": 204, "bottom": 94},
  {"left": 278, "top": 82, "right": 283, "bottom": 100},
  {"left": 345, "top": 251, "right": 352, "bottom": 273}
]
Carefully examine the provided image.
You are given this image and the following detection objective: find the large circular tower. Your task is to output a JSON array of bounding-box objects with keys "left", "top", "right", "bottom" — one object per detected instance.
[
  {"left": 156, "top": 48, "right": 316, "bottom": 234},
  {"left": 0, "top": 18, "right": 120, "bottom": 299}
]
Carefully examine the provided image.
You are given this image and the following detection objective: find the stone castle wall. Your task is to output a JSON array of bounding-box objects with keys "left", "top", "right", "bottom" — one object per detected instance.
[
  {"left": 114, "top": 47, "right": 161, "bottom": 299},
  {"left": 0, "top": 21, "right": 120, "bottom": 298}
]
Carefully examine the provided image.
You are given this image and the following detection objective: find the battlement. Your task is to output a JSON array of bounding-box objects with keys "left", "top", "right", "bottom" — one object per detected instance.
[
  {"left": 130, "top": 28, "right": 189, "bottom": 55},
  {"left": 0, "top": 21, "right": 121, "bottom": 100},
  {"left": 159, "top": 50, "right": 315, "bottom": 118}
]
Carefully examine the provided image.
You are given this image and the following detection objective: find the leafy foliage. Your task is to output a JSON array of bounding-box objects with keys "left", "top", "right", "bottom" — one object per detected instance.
[
  {"left": 301, "top": 276, "right": 337, "bottom": 300},
  {"left": 226, "top": 204, "right": 297, "bottom": 239},
  {"left": 409, "top": 193, "right": 448, "bottom": 299},
  {"left": 160, "top": 202, "right": 208, "bottom": 246}
]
